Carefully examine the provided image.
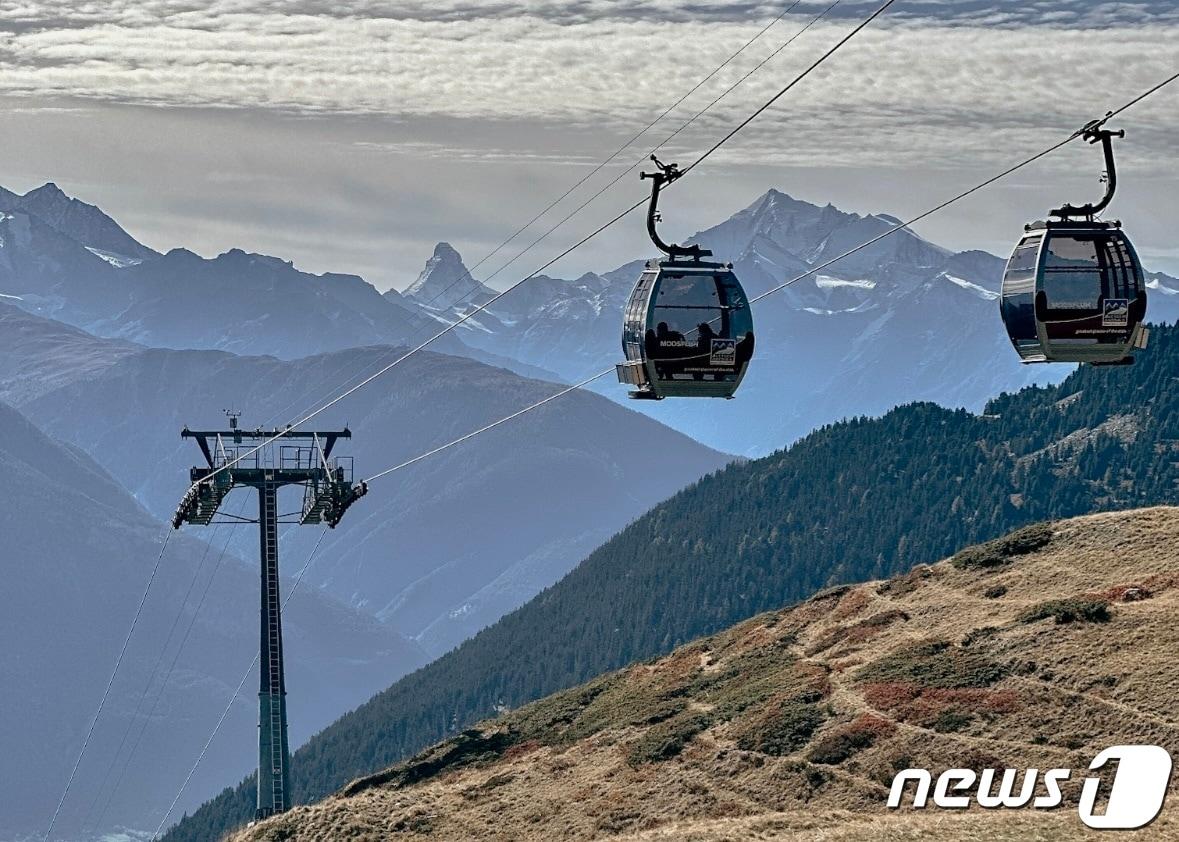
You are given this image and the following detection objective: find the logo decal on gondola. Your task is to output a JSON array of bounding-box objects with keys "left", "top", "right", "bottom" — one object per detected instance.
[
  {"left": 710, "top": 338, "right": 737, "bottom": 366},
  {"left": 1103, "top": 299, "right": 1130, "bottom": 327}
]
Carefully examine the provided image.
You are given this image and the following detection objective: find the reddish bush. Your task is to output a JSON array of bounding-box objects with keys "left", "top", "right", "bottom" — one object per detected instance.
[
  {"left": 503, "top": 739, "right": 542, "bottom": 761},
  {"left": 850, "top": 713, "right": 896, "bottom": 738},
  {"left": 806, "top": 714, "right": 896, "bottom": 765},
  {"left": 924, "top": 688, "right": 1020, "bottom": 713},
  {"left": 798, "top": 663, "right": 834, "bottom": 698},
  {"left": 862, "top": 682, "right": 922, "bottom": 711},
  {"left": 1090, "top": 583, "right": 1153, "bottom": 603},
  {"left": 848, "top": 610, "right": 909, "bottom": 641},
  {"left": 864, "top": 682, "right": 1020, "bottom": 726}
]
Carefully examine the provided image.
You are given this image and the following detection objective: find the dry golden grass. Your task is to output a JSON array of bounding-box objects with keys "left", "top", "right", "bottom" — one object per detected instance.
[{"left": 233, "top": 508, "right": 1179, "bottom": 842}]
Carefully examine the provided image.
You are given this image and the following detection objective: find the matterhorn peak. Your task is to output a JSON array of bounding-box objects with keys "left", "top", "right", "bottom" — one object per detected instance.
[{"left": 405, "top": 241, "right": 493, "bottom": 310}]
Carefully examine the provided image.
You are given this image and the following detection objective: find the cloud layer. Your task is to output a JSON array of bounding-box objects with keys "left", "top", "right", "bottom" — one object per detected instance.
[
  {"left": 1, "top": 2, "right": 1177, "bottom": 171},
  {"left": 1, "top": 1, "right": 1176, "bottom": 286}
]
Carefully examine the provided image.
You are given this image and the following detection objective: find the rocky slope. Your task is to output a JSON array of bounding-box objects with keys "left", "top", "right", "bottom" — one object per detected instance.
[
  {"left": 0, "top": 300, "right": 141, "bottom": 403},
  {"left": 234, "top": 508, "right": 1179, "bottom": 841}
]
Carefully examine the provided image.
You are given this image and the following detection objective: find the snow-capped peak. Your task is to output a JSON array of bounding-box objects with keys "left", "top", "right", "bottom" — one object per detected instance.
[
  {"left": 405, "top": 242, "right": 492, "bottom": 310},
  {"left": 815, "top": 275, "right": 876, "bottom": 290}
]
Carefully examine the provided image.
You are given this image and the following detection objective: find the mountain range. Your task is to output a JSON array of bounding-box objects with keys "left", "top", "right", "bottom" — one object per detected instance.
[
  {"left": 0, "top": 183, "right": 463, "bottom": 361},
  {"left": 7, "top": 179, "right": 1178, "bottom": 839},
  {"left": 394, "top": 190, "right": 1179, "bottom": 454},
  {"left": 0, "top": 300, "right": 728, "bottom": 659},
  {"left": 0, "top": 185, "right": 733, "bottom": 840},
  {"left": 162, "top": 323, "right": 1179, "bottom": 842},
  {"left": 8, "top": 180, "right": 1179, "bottom": 458},
  {"left": 230, "top": 507, "right": 1179, "bottom": 841}
]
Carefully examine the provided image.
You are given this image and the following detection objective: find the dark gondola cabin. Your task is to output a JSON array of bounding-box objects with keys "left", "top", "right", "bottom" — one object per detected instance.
[
  {"left": 1001, "top": 221, "right": 1148, "bottom": 364},
  {"left": 616, "top": 155, "right": 755, "bottom": 399},
  {"left": 1000, "top": 123, "right": 1149, "bottom": 365},
  {"left": 618, "top": 259, "right": 754, "bottom": 399}
]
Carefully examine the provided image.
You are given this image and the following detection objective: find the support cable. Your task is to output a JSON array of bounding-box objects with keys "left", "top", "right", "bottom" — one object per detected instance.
[
  {"left": 44, "top": 530, "right": 174, "bottom": 840},
  {"left": 88, "top": 498, "right": 249, "bottom": 832},
  {"left": 79, "top": 520, "right": 226, "bottom": 830},
  {"left": 151, "top": 527, "right": 330, "bottom": 840},
  {"left": 362, "top": 73, "right": 1179, "bottom": 486},
  {"left": 169, "top": 0, "right": 896, "bottom": 499}
]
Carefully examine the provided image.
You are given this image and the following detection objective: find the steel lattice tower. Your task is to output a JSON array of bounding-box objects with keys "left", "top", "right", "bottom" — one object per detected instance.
[{"left": 172, "top": 413, "right": 366, "bottom": 818}]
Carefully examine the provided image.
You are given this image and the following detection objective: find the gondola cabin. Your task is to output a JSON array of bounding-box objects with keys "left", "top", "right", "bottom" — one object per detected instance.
[
  {"left": 616, "top": 259, "right": 754, "bottom": 399},
  {"left": 999, "top": 122, "right": 1149, "bottom": 366},
  {"left": 617, "top": 155, "right": 756, "bottom": 399},
  {"left": 1000, "top": 221, "right": 1148, "bottom": 365}
]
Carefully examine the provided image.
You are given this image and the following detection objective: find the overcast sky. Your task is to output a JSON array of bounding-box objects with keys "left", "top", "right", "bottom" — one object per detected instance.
[{"left": 1, "top": 0, "right": 1177, "bottom": 291}]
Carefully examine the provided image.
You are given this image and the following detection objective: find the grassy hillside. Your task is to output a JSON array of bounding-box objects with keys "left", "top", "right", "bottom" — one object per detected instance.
[
  {"left": 166, "top": 324, "right": 1179, "bottom": 841},
  {"left": 235, "top": 508, "right": 1179, "bottom": 841}
]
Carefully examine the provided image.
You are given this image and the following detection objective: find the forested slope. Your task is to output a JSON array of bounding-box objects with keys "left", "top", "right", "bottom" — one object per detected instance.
[
  {"left": 165, "top": 325, "right": 1179, "bottom": 841},
  {"left": 233, "top": 508, "right": 1179, "bottom": 842}
]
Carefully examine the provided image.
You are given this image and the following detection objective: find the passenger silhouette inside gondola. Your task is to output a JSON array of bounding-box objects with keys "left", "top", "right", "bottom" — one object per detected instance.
[
  {"left": 648, "top": 324, "right": 682, "bottom": 376},
  {"left": 655, "top": 321, "right": 684, "bottom": 350},
  {"left": 736, "top": 331, "right": 755, "bottom": 366}
]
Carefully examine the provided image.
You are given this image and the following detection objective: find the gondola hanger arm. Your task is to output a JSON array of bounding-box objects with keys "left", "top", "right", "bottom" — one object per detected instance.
[
  {"left": 1052, "top": 120, "right": 1124, "bottom": 220},
  {"left": 640, "top": 155, "right": 711, "bottom": 261}
]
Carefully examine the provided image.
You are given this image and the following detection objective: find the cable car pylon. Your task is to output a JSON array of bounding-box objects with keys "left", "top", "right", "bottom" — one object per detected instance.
[{"left": 171, "top": 411, "right": 366, "bottom": 820}]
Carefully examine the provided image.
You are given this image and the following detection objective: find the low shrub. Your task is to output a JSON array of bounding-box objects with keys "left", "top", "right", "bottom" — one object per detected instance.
[
  {"left": 863, "top": 682, "right": 1020, "bottom": 729},
  {"left": 1018, "top": 598, "right": 1110, "bottom": 625},
  {"left": 833, "top": 588, "right": 870, "bottom": 619},
  {"left": 932, "top": 709, "right": 973, "bottom": 732},
  {"left": 626, "top": 710, "right": 712, "bottom": 765},
  {"left": 862, "top": 682, "right": 923, "bottom": 711},
  {"left": 733, "top": 699, "right": 826, "bottom": 756},
  {"left": 950, "top": 522, "right": 1054, "bottom": 570},
  {"left": 876, "top": 566, "right": 933, "bottom": 598},
  {"left": 807, "top": 714, "right": 895, "bottom": 765},
  {"left": 1093, "top": 584, "right": 1152, "bottom": 603},
  {"left": 806, "top": 610, "right": 909, "bottom": 656},
  {"left": 691, "top": 640, "right": 818, "bottom": 721},
  {"left": 855, "top": 641, "right": 1007, "bottom": 689}
]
